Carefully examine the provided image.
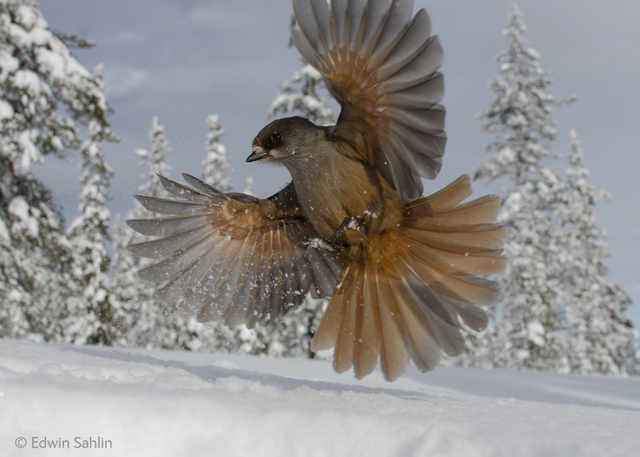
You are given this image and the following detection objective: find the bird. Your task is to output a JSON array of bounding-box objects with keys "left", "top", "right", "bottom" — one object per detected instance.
[{"left": 127, "top": 0, "right": 506, "bottom": 381}]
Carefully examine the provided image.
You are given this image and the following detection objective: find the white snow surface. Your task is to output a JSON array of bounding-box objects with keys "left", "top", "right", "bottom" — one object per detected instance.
[{"left": 1, "top": 340, "right": 639, "bottom": 457}]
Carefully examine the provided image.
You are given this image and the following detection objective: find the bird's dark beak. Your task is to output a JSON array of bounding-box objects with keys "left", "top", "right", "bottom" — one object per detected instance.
[{"left": 246, "top": 147, "right": 269, "bottom": 163}]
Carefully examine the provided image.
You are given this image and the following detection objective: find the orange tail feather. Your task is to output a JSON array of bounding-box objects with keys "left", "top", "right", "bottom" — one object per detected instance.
[{"left": 313, "top": 175, "right": 505, "bottom": 381}]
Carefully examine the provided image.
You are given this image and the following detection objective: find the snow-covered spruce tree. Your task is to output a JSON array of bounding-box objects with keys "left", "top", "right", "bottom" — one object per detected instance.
[
  {"left": 231, "top": 295, "right": 332, "bottom": 359},
  {"left": 202, "top": 113, "right": 232, "bottom": 192},
  {"left": 185, "top": 113, "right": 239, "bottom": 353},
  {"left": 268, "top": 64, "right": 337, "bottom": 126},
  {"left": 558, "top": 131, "right": 639, "bottom": 375},
  {"left": 196, "top": 113, "right": 268, "bottom": 355},
  {"left": 277, "top": 296, "right": 332, "bottom": 359},
  {"left": 66, "top": 113, "right": 119, "bottom": 345},
  {"left": 109, "top": 213, "right": 139, "bottom": 345},
  {"left": 122, "top": 117, "right": 183, "bottom": 349},
  {"left": 0, "top": 0, "right": 115, "bottom": 342},
  {"left": 112, "top": 118, "right": 169, "bottom": 348},
  {"left": 119, "top": 116, "right": 236, "bottom": 352},
  {"left": 136, "top": 117, "right": 172, "bottom": 201},
  {"left": 473, "top": 4, "right": 574, "bottom": 372},
  {"left": 492, "top": 175, "right": 570, "bottom": 372}
]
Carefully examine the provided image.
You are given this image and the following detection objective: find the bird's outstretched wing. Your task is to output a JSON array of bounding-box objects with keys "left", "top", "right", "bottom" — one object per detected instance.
[
  {"left": 291, "top": 0, "right": 446, "bottom": 202},
  {"left": 127, "top": 174, "right": 343, "bottom": 328}
]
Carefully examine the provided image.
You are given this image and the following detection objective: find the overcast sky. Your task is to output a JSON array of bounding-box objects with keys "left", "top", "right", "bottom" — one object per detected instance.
[{"left": 33, "top": 0, "right": 640, "bottom": 321}]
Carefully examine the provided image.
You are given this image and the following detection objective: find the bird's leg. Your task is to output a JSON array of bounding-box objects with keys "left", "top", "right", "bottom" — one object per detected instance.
[{"left": 336, "top": 216, "right": 368, "bottom": 243}]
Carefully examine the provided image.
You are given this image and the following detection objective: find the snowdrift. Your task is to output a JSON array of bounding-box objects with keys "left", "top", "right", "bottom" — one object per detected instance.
[{"left": 1, "top": 339, "right": 639, "bottom": 456}]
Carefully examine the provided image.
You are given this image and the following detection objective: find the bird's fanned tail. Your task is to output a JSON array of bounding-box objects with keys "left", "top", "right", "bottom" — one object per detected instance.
[{"left": 313, "top": 175, "right": 506, "bottom": 380}]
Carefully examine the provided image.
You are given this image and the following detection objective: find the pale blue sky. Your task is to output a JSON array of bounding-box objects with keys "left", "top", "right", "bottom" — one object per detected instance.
[{"left": 34, "top": 0, "right": 640, "bottom": 321}]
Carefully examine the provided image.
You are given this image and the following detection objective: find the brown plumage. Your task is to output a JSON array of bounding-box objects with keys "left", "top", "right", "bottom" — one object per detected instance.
[{"left": 127, "top": 0, "right": 505, "bottom": 381}]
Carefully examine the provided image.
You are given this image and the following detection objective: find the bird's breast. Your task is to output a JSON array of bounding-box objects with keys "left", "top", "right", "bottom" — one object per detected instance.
[{"left": 288, "top": 153, "right": 403, "bottom": 243}]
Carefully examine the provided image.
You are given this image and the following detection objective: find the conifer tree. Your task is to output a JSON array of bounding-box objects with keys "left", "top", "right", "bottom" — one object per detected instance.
[
  {"left": 202, "top": 114, "right": 232, "bottom": 191},
  {"left": 268, "top": 64, "right": 337, "bottom": 126},
  {"left": 113, "top": 116, "right": 239, "bottom": 353},
  {"left": 119, "top": 116, "right": 237, "bottom": 352},
  {"left": 124, "top": 117, "right": 180, "bottom": 349},
  {"left": 558, "top": 131, "right": 639, "bottom": 375},
  {"left": 112, "top": 118, "right": 180, "bottom": 349},
  {"left": 109, "top": 213, "right": 139, "bottom": 345},
  {"left": 0, "top": 0, "right": 116, "bottom": 341},
  {"left": 474, "top": 4, "right": 574, "bottom": 371},
  {"left": 136, "top": 117, "right": 172, "bottom": 200},
  {"left": 66, "top": 114, "right": 119, "bottom": 345},
  {"left": 185, "top": 113, "right": 239, "bottom": 352},
  {"left": 199, "top": 113, "right": 273, "bottom": 354}
]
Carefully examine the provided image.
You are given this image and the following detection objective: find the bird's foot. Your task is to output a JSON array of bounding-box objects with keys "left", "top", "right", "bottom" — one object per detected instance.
[{"left": 336, "top": 217, "right": 368, "bottom": 242}]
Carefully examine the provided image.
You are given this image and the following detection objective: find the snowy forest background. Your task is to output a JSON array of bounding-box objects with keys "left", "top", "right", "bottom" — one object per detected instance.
[{"left": 1, "top": 0, "right": 639, "bottom": 376}]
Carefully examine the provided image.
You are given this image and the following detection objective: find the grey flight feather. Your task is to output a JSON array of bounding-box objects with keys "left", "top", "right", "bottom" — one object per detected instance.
[{"left": 127, "top": 176, "right": 344, "bottom": 326}]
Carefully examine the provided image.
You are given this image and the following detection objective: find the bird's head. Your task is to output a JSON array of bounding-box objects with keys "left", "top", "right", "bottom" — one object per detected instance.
[{"left": 247, "top": 117, "right": 320, "bottom": 166}]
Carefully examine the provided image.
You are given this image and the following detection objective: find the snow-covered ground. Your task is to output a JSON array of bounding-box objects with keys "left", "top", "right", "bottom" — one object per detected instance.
[{"left": 1, "top": 340, "right": 639, "bottom": 457}]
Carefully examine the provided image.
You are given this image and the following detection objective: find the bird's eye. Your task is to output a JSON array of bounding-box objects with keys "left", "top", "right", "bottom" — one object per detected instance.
[{"left": 271, "top": 132, "right": 283, "bottom": 146}]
